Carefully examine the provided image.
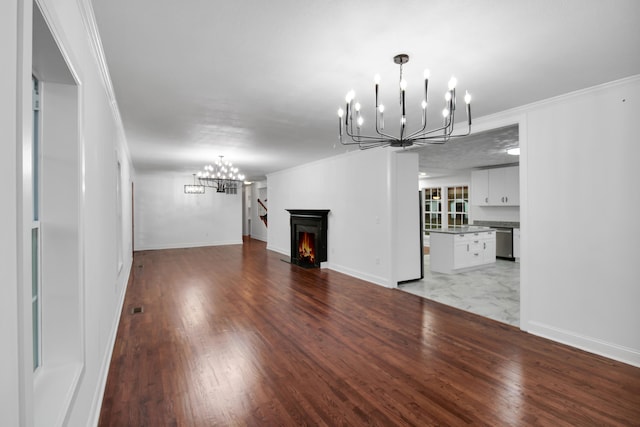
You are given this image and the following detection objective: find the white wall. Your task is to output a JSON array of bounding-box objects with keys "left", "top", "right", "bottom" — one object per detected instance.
[
  {"left": 134, "top": 172, "right": 242, "bottom": 250},
  {"left": 522, "top": 75, "right": 640, "bottom": 366},
  {"left": 419, "top": 171, "right": 471, "bottom": 190},
  {"left": 2, "top": 0, "right": 135, "bottom": 425},
  {"left": 471, "top": 205, "right": 520, "bottom": 223},
  {"left": 0, "top": 0, "right": 22, "bottom": 425},
  {"left": 394, "top": 151, "right": 421, "bottom": 282},
  {"left": 267, "top": 148, "right": 420, "bottom": 287}
]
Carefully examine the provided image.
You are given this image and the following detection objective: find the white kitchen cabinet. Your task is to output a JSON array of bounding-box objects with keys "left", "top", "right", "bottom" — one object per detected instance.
[
  {"left": 471, "top": 166, "right": 519, "bottom": 206},
  {"left": 499, "top": 166, "right": 519, "bottom": 205},
  {"left": 430, "top": 229, "right": 496, "bottom": 274},
  {"left": 470, "top": 169, "right": 489, "bottom": 206}
]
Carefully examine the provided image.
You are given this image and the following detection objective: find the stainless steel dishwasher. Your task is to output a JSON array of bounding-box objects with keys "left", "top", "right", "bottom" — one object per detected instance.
[{"left": 494, "top": 227, "right": 514, "bottom": 260}]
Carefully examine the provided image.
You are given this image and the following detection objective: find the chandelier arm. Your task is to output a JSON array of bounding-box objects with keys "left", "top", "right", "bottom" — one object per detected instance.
[
  {"left": 408, "top": 118, "right": 453, "bottom": 140},
  {"left": 360, "top": 141, "right": 391, "bottom": 150},
  {"left": 374, "top": 128, "right": 401, "bottom": 141},
  {"left": 411, "top": 124, "right": 471, "bottom": 143},
  {"left": 374, "top": 115, "right": 399, "bottom": 140},
  {"left": 403, "top": 109, "right": 430, "bottom": 140},
  {"left": 344, "top": 122, "right": 400, "bottom": 144}
]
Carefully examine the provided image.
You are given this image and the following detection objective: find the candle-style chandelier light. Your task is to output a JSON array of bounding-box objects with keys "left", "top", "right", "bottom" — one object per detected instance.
[
  {"left": 196, "top": 156, "right": 245, "bottom": 194},
  {"left": 337, "top": 53, "right": 472, "bottom": 149}
]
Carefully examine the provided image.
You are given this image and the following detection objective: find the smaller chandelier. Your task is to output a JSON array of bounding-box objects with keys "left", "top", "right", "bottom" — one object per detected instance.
[
  {"left": 197, "top": 156, "right": 245, "bottom": 193},
  {"left": 184, "top": 173, "right": 205, "bottom": 194},
  {"left": 338, "top": 53, "right": 472, "bottom": 149}
]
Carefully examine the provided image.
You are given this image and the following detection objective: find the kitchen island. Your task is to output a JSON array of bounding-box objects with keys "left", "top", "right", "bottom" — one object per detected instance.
[{"left": 429, "top": 227, "right": 496, "bottom": 274}]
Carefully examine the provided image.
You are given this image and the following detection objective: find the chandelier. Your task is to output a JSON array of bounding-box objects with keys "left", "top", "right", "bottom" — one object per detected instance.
[
  {"left": 337, "top": 53, "right": 472, "bottom": 149},
  {"left": 184, "top": 173, "right": 205, "bottom": 194},
  {"left": 196, "top": 156, "right": 245, "bottom": 194}
]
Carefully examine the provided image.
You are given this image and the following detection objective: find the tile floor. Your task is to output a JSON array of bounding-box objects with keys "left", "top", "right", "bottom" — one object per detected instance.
[{"left": 399, "top": 255, "right": 520, "bottom": 327}]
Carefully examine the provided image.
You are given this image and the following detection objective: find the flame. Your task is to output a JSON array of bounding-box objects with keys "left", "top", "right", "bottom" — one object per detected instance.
[{"left": 298, "top": 232, "right": 316, "bottom": 264}]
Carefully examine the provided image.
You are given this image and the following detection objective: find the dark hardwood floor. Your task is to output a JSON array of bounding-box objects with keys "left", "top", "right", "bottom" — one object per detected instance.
[{"left": 99, "top": 238, "right": 640, "bottom": 426}]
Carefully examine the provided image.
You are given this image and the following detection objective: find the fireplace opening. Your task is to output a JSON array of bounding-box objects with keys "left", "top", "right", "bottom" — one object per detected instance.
[
  {"left": 297, "top": 231, "right": 316, "bottom": 266},
  {"left": 286, "top": 209, "right": 329, "bottom": 268}
]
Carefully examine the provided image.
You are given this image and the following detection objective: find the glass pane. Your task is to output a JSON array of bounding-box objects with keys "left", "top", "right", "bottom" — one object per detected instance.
[
  {"left": 31, "top": 227, "right": 40, "bottom": 370},
  {"left": 32, "top": 299, "right": 39, "bottom": 370},
  {"left": 32, "top": 228, "right": 38, "bottom": 298}
]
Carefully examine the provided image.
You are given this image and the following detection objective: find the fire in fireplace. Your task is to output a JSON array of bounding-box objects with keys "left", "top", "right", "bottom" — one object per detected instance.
[
  {"left": 297, "top": 232, "right": 316, "bottom": 265},
  {"left": 286, "top": 209, "right": 329, "bottom": 268}
]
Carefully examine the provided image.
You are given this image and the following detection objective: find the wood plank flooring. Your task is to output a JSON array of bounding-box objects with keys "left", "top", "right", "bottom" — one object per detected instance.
[{"left": 99, "top": 239, "right": 640, "bottom": 426}]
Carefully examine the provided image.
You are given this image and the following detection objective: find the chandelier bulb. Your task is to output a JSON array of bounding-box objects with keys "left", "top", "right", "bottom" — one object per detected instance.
[
  {"left": 448, "top": 76, "right": 457, "bottom": 90},
  {"left": 400, "top": 79, "right": 408, "bottom": 91},
  {"left": 445, "top": 91, "right": 452, "bottom": 102},
  {"left": 337, "top": 108, "right": 344, "bottom": 118},
  {"left": 464, "top": 91, "right": 472, "bottom": 104},
  {"left": 421, "top": 100, "right": 427, "bottom": 109},
  {"left": 346, "top": 90, "right": 355, "bottom": 103},
  {"left": 424, "top": 69, "right": 431, "bottom": 79},
  {"left": 374, "top": 74, "right": 381, "bottom": 84},
  {"left": 355, "top": 102, "right": 361, "bottom": 112},
  {"left": 442, "top": 108, "right": 450, "bottom": 118},
  {"left": 357, "top": 116, "right": 364, "bottom": 127},
  {"left": 378, "top": 104, "right": 385, "bottom": 113}
]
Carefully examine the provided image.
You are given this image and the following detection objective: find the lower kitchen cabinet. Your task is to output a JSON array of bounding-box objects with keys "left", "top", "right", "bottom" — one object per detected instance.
[{"left": 430, "top": 229, "right": 496, "bottom": 274}]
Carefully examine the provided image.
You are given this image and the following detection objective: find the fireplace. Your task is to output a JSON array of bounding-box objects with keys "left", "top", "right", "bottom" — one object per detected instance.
[{"left": 286, "top": 209, "right": 329, "bottom": 268}]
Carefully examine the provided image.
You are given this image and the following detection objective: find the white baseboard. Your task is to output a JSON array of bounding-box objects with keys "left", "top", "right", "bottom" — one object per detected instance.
[
  {"left": 87, "top": 260, "right": 132, "bottom": 426},
  {"left": 265, "top": 245, "right": 390, "bottom": 287},
  {"left": 328, "top": 263, "right": 391, "bottom": 288},
  {"left": 134, "top": 240, "right": 243, "bottom": 251},
  {"left": 527, "top": 321, "right": 640, "bottom": 368},
  {"left": 266, "top": 244, "right": 288, "bottom": 256}
]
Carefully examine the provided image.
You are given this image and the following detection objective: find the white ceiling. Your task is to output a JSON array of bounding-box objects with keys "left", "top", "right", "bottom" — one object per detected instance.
[{"left": 90, "top": 0, "right": 640, "bottom": 181}]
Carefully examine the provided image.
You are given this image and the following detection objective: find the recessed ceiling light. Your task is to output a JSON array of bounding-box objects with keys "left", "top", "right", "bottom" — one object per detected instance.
[
  {"left": 507, "top": 147, "right": 520, "bottom": 156},
  {"left": 419, "top": 172, "right": 429, "bottom": 178}
]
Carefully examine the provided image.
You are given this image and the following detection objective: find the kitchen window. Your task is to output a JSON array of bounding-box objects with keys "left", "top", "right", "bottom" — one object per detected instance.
[
  {"left": 423, "top": 187, "right": 442, "bottom": 233},
  {"left": 448, "top": 185, "right": 469, "bottom": 227}
]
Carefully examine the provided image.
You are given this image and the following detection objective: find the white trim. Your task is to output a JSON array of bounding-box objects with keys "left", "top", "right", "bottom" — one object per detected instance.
[
  {"left": 86, "top": 260, "right": 131, "bottom": 427},
  {"left": 266, "top": 243, "right": 288, "bottom": 256},
  {"left": 75, "top": 0, "right": 131, "bottom": 163},
  {"left": 135, "top": 240, "right": 244, "bottom": 251},
  {"left": 528, "top": 321, "right": 640, "bottom": 368},
  {"left": 328, "top": 263, "right": 392, "bottom": 288},
  {"left": 469, "top": 74, "right": 640, "bottom": 128},
  {"left": 32, "top": 3, "right": 87, "bottom": 425}
]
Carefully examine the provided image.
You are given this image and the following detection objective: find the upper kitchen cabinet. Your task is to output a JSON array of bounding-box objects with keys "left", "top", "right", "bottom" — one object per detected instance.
[
  {"left": 470, "top": 169, "right": 490, "bottom": 205},
  {"left": 471, "top": 166, "right": 519, "bottom": 206}
]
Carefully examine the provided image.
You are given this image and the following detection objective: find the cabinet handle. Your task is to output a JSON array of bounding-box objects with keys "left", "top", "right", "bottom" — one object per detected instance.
[
  {"left": 484, "top": 242, "right": 486, "bottom": 249},
  {"left": 485, "top": 197, "right": 488, "bottom": 203},
  {"left": 467, "top": 244, "right": 469, "bottom": 252},
  {"left": 505, "top": 196, "right": 508, "bottom": 203}
]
